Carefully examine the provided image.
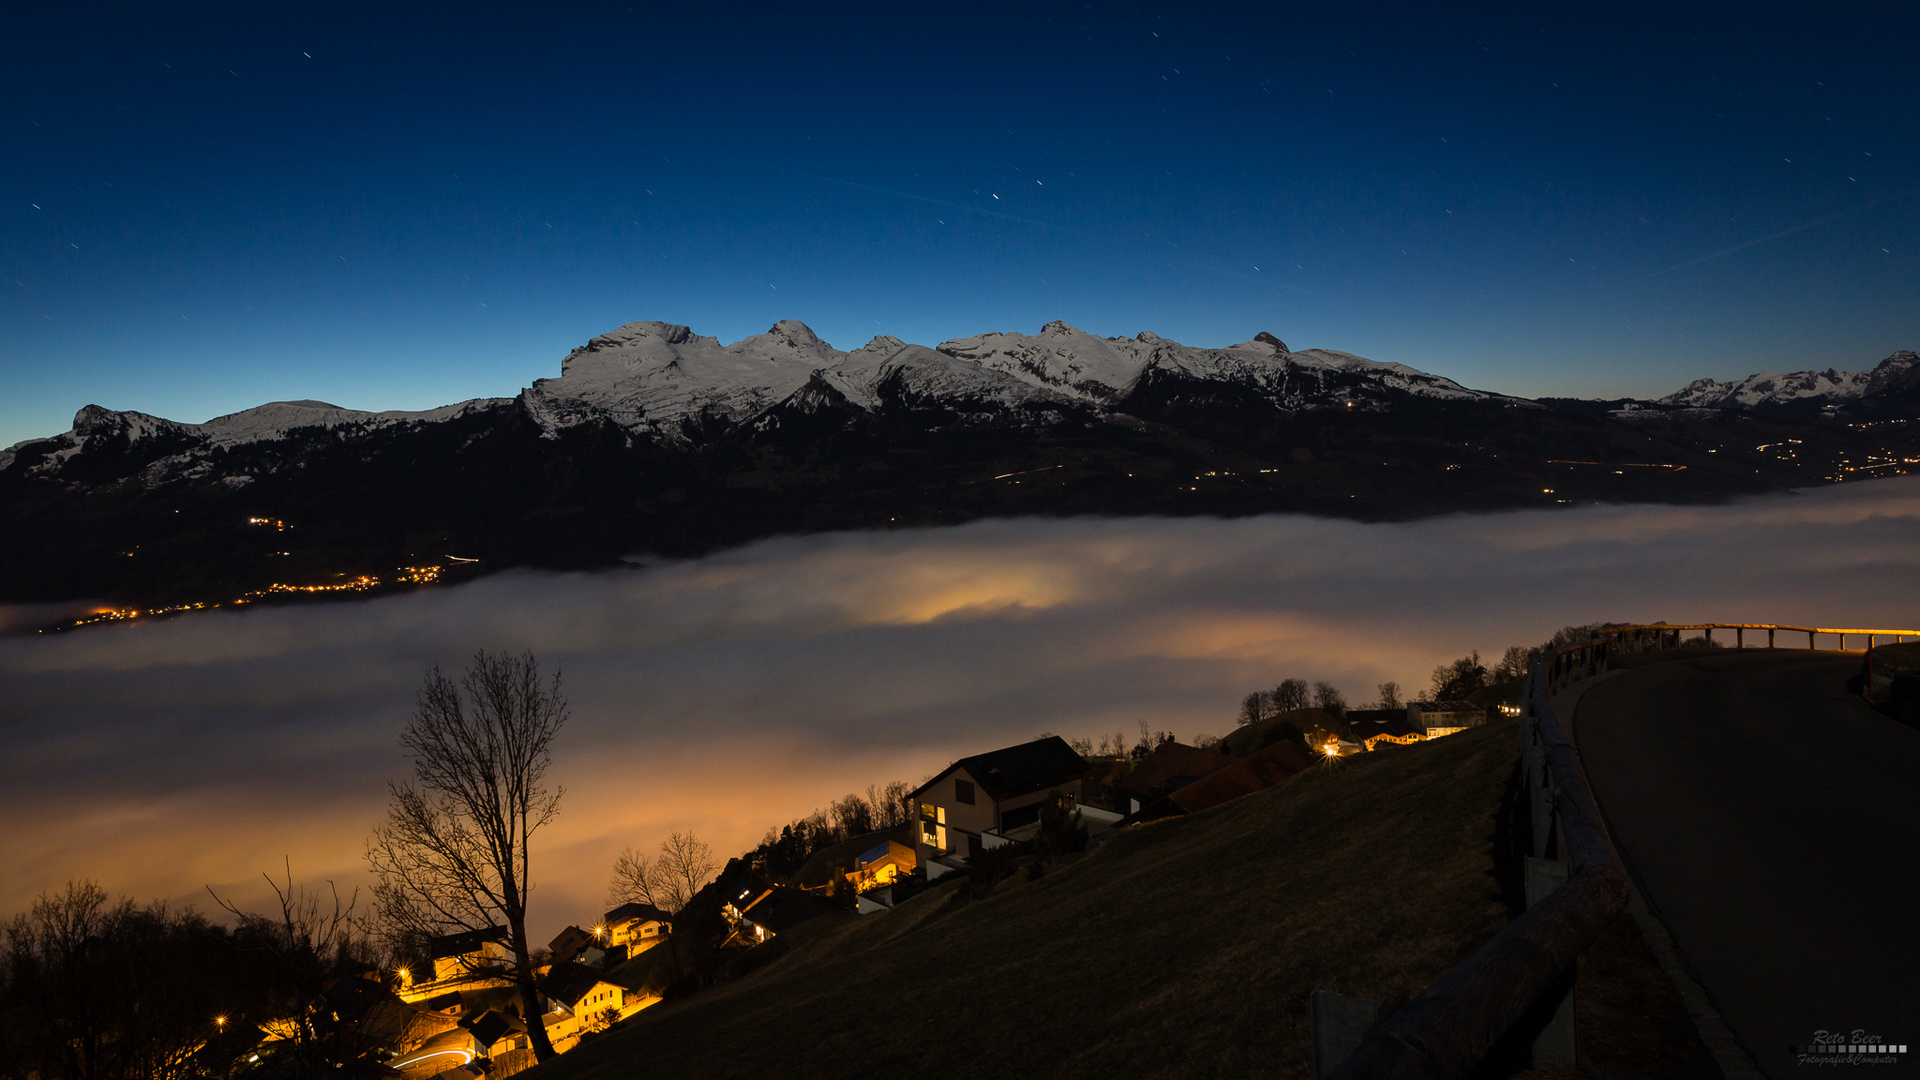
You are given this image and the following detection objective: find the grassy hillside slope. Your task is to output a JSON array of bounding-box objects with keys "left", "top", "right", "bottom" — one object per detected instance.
[{"left": 536, "top": 723, "right": 1522, "bottom": 1080}]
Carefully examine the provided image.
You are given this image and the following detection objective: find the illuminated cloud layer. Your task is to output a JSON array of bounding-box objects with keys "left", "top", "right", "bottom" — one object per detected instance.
[{"left": 6, "top": 477, "right": 1920, "bottom": 935}]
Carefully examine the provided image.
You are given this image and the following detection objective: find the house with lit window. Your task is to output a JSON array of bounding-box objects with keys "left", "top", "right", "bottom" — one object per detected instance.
[
  {"left": 600, "top": 902, "right": 671, "bottom": 956},
  {"left": 720, "top": 875, "right": 845, "bottom": 946},
  {"left": 850, "top": 838, "right": 916, "bottom": 894},
  {"left": 395, "top": 927, "right": 513, "bottom": 1004},
  {"left": 539, "top": 963, "right": 652, "bottom": 1051},
  {"left": 1409, "top": 700, "right": 1486, "bottom": 738},
  {"left": 907, "top": 735, "right": 1089, "bottom": 872},
  {"left": 1347, "top": 710, "right": 1426, "bottom": 751}
]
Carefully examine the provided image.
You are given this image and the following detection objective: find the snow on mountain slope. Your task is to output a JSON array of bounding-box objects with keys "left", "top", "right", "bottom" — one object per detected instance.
[
  {"left": 521, "top": 320, "right": 845, "bottom": 436},
  {"left": 1, "top": 318, "right": 1512, "bottom": 477},
  {"left": 932, "top": 321, "right": 1497, "bottom": 407},
  {"left": 0, "top": 398, "right": 508, "bottom": 478},
  {"left": 1659, "top": 352, "right": 1920, "bottom": 410},
  {"left": 195, "top": 398, "right": 506, "bottom": 446},
  {"left": 936, "top": 321, "right": 1161, "bottom": 402},
  {"left": 824, "top": 337, "right": 1064, "bottom": 409},
  {"left": 522, "top": 320, "right": 1075, "bottom": 439}
]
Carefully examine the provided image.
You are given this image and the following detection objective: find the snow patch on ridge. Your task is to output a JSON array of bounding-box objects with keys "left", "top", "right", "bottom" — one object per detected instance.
[
  {"left": 1660, "top": 352, "right": 1920, "bottom": 411},
  {"left": 7, "top": 318, "right": 1520, "bottom": 476}
]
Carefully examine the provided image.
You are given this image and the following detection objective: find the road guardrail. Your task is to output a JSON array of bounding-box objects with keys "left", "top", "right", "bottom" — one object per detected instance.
[{"left": 1326, "top": 621, "right": 1917, "bottom": 1078}]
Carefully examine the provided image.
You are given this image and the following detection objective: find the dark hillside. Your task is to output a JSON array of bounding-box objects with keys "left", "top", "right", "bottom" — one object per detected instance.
[{"left": 532, "top": 724, "right": 1522, "bottom": 1080}]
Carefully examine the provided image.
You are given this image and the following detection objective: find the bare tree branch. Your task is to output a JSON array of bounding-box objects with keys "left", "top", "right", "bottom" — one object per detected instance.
[{"left": 364, "top": 651, "right": 567, "bottom": 1062}]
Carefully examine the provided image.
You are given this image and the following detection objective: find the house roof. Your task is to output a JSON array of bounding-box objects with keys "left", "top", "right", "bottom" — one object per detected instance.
[
  {"left": 1346, "top": 713, "right": 1422, "bottom": 741},
  {"left": 460, "top": 1009, "right": 526, "bottom": 1048},
  {"left": 547, "top": 925, "right": 600, "bottom": 964},
  {"left": 424, "top": 926, "right": 507, "bottom": 960},
  {"left": 542, "top": 961, "right": 614, "bottom": 1010},
  {"left": 1126, "top": 739, "right": 1316, "bottom": 823},
  {"left": 603, "top": 901, "right": 671, "bottom": 926},
  {"left": 1171, "top": 739, "right": 1315, "bottom": 814},
  {"left": 857, "top": 839, "right": 914, "bottom": 868},
  {"left": 739, "top": 885, "right": 846, "bottom": 935},
  {"left": 908, "top": 735, "right": 1088, "bottom": 803},
  {"left": 1114, "top": 741, "right": 1234, "bottom": 796}
]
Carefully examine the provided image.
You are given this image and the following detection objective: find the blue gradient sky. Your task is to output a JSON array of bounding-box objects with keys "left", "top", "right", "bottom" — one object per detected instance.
[{"left": 5, "top": 1, "right": 1916, "bottom": 446}]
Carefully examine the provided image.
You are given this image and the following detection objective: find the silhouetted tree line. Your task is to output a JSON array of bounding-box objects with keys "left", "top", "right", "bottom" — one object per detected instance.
[
  {"left": 1214, "top": 627, "right": 1632, "bottom": 736},
  {"left": 748, "top": 781, "right": 913, "bottom": 880},
  {"left": 1064, "top": 720, "right": 1174, "bottom": 762},
  {"left": 1, "top": 874, "right": 386, "bottom": 1080}
]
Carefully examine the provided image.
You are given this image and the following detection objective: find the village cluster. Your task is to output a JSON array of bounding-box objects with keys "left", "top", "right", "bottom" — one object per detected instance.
[{"left": 330, "top": 694, "right": 1500, "bottom": 1080}]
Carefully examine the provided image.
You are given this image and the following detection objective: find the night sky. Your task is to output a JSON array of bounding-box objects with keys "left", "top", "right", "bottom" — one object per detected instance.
[{"left": 5, "top": 2, "right": 1917, "bottom": 447}]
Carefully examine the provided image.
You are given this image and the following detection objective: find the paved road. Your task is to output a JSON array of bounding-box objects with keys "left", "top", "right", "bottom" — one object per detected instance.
[{"left": 1575, "top": 649, "right": 1920, "bottom": 1078}]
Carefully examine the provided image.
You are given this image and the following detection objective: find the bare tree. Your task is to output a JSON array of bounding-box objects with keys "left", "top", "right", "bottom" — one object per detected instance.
[
  {"left": 609, "top": 848, "right": 664, "bottom": 914},
  {"left": 1492, "top": 645, "right": 1538, "bottom": 683},
  {"left": 208, "top": 858, "right": 363, "bottom": 969},
  {"left": 607, "top": 831, "right": 717, "bottom": 917},
  {"left": 364, "top": 651, "right": 567, "bottom": 1062},
  {"left": 656, "top": 832, "right": 718, "bottom": 912},
  {"left": 1271, "top": 678, "right": 1311, "bottom": 713},
  {"left": 830, "top": 794, "right": 874, "bottom": 838},
  {"left": 1430, "top": 651, "right": 1491, "bottom": 701},
  {"left": 1237, "top": 692, "right": 1264, "bottom": 726},
  {"left": 864, "top": 781, "right": 911, "bottom": 829},
  {"left": 1312, "top": 681, "right": 1347, "bottom": 716},
  {"left": 207, "top": 861, "right": 383, "bottom": 1073},
  {"left": 1376, "top": 681, "right": 1402, "bottom": 710},
  {"left": 2, "top": 882, "right": 227, "bottom": 1080}
]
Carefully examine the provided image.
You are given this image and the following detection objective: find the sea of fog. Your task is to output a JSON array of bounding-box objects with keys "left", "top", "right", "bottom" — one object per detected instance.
[{"left": 6, "top": 475, "right": 1920, "bottom": 938}]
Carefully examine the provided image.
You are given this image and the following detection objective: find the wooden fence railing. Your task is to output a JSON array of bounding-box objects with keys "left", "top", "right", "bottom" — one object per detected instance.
[{"left": 1326, "top": 621, "right": 1916, "bottom": 1078}]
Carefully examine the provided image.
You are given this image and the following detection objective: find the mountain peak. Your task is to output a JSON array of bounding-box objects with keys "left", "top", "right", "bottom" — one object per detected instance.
[
  {"left": 585, "top": 321, "right": 693, "bottom": 351},
  {"left": 764, "top": 319, "right": 825, "bottom": 349},
  {"left": 1254, "top": 331, "right": 1290, "bottom": 352}
]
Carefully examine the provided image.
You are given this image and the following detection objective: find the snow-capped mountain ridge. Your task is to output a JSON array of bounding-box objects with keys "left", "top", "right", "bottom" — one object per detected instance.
[
  {"left": 518, "top": 318, "right": 1508, "bottom": 443},
  {"left": 1659, "top": 351, "right": 1920, "bottom": 411},
  {"left": 0, "top": 317, "right": 1534, "bottom": 480}
]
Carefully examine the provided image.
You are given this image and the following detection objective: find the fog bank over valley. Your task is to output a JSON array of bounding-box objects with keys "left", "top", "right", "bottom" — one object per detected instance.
[{"left": 7, "top": 476, "right": 1920, "bottom": 935}]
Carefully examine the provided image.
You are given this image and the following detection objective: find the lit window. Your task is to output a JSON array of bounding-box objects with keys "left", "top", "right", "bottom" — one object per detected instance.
[{"left": 936, "top": 805, "right": 946, "bottom": 825}]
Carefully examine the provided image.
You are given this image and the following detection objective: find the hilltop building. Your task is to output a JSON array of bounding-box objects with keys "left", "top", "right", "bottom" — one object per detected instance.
[
  {"left": 1410, "top": 700, "right": 1486, "bottom": 738},
  {"left": 600, "top": 901, "right": 671, "bottom": 957},
  {"left": 395, "top": 927, "right": 512, "bottom": 1004},
  {"left": 1112, "top": 741, "right": 1235, "bottom": 813},
  {"left": 907, "top": 736, "right": 1089, "bottom": 873}
]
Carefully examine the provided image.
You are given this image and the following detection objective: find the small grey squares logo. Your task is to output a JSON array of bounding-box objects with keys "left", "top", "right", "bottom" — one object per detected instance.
[{"left": 1792, "top": 1030, "right": 1905, "bottom": 1066}]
